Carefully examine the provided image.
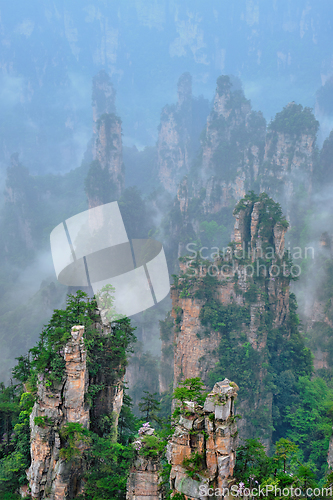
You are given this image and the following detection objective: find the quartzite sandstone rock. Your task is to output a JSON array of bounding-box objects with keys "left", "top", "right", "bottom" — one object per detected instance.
[
  {"left": 127, "top": 460, "right": 162, "bottom": 500},
  {"left": 27, "top": 325, "right": 89, "bottom": 499},
  {"left": 170, "top": 195, "right": 290, "bottom": 445},
  {"left": 86, "top": 71, "right": 124, "bottom": 208},
  {"left": 92, "top": 70, "right": 116, "bottom": 135},
  {"left": 27, "top": 319, "right": 125, "bottom": 499},
  {"left": 167, "top": 379, "right": 238, "bottom": 499},
  {"left": 126, "top": 424, "right": 162, "bottom": 500},
  {"left": 157, "top": 73, "right": 193, "bottom": 193},
  {"left": 261, "top": 102, "right": 318, "bottom": 224}
]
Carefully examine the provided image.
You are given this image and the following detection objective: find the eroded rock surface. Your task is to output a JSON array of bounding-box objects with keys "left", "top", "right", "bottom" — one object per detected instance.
[
  {"left": 127, "top": 424, "right": 162, "bottom": 500},
  {"left": 168, "top": 379, "right": 238, "bottom": 499},
  {"left": 170, "top": 194, "right": 291, "bottom": 445},
  {"left": 127, "top": 458, "right": 162, "bottom": 500},
  {"left": 27, "top": 320, "right": 125, "bottom": 499},
  {"left": 28, "top": 325, "right": 89, "bottom": 499}
]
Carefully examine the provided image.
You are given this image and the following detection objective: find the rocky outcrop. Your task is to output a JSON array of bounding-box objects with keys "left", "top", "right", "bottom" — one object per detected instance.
[
  {"left": 92, "top": 70, "right": 116, "bottom": 135},
  {"left": 127, "top": 423, "right": 162, "bottom": 500},
  {"left": 157, "top": 73, "right": 193, "bottom": 193},
  {"left": 27, "top": 319, "right": 126, "bottom": 499},
  {"left": 27, "top": 325, "right": 89, "bottom": 499},
  {"left": 170, "top": 193, "right": 292, "bottom": 444},
  {"left": 127, "top": 456, "right": 162, "bottom": 500},
  {"left": 164, "top": 76, "right": 266, "bottom": 266},
  {"left": 126, "top": 380, "right": 238, "bottom": 500},
  {"left": 167, "top": 379, "right": 238, "bottom": 498},
  {"left": 261, "top": 102, "right": 319, "bottom": 223},
  {"left": 85, "top": 72, "right": 124, "bottom": 207},
  {"left": 157, "top": 73, "right": 209, "bottom": 194},
  {"left": 181, "top": 75, "right": 265, "bottom": 215},
  {"left": 171, "top": 284, "right": 221, "bottom": 385}
]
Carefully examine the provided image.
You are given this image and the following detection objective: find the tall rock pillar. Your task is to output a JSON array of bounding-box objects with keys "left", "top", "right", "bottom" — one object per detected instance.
[
  {"left": 167, "top": 379, "right": 238, "bottom": 499},
  {"left": 86, "top": 71, "right": 124, "bottom": 208},
  {"left": 27, "top": 325, "right": 89, "bottom": 499}
]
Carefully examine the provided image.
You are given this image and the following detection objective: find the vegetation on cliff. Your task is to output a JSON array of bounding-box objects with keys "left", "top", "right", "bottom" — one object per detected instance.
[
  {"left": 170, "top": 192, "right": 333, "bottom": 483},
  {"left": 0, "top": 291, "right": 137, "bottom": 498},
  {"left": 268, "top": 103, "right": 319, "bottom": 138},
  {"left": 1, "top": 64, "right": 333, "bottom": 497}
]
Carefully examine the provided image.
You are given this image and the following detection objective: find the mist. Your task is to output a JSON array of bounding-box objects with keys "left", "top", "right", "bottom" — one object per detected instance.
[{"left": 1, "top": 1, "right": 333, "bottom": 495}]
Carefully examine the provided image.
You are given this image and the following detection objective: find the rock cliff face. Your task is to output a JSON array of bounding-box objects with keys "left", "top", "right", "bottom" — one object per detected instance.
[
  {"left": 181, "top": 76, "right": 266, "bottom": 214},
  {"left": 27, "top": 321, "right": 125, "bottom": 499},
  {"left": 126, "top": 380, "right": 238, "bottom": 500},
  {"left": 260, "top": 102, "right": 319, "bottom": 223},
  {"left": 167, "top": 379, "right": 238, "bottom": 499},
  {"left": 127, "top": 455, "right": 162, "bottom": 500},
  {"left": 28, "top": 325, "right": 89, "bottom": 499},
  {"left": 85, "top": 71, "right": 124, "bottom": 208},
  {"left": 157, "top": 73, "right": 192, "bottom": 193},
  {"left": 302, "top": 233, "right": 333, "bottom": 372},
  {"left": 166, "top": 85, "right": 320, "bottom": 272},
  {"left": 93, "top": 113, "right": 124, "bottom": 200},
  {"left": 170, "top": 193, "right": 292, "bottom": 444},
  {"left": 157, "top": 73, "right": 209, "bottom": 194},
  {"left": 164, "top": 76, "right": 266, "bottom": 266},
  {"left": 159, "top": 312, "right": 175, "bottom": 394},
  {"left": 92, "top": 70, "right": 117, "bottom": 135},
  {"left": 127, "top": 424, "right": 162, "bottom": 500},
  {"left": 171, "top": 281, "right": 221, "bottom": 386},
  {"left": 199, "top": 75, "right": 263, "bottom": 206}
]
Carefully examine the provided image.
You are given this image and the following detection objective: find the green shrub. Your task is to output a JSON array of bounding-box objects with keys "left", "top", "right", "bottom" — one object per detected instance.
[
  {"left": 34, "top": 415, "right": 52, "bottom": 428},
  {"left": 139, "top": 435, "right": 165, "bottom": 459},
  {"left": 59, "top": 422, "right": 90, "bottom": 462},
  {"left": 182, "top": 452, "right": 205, "bottom": 480}
]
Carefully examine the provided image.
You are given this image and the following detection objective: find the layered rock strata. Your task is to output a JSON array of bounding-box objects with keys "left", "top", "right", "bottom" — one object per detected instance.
[
  {"left": 157, "top": 73, "right": 193, "bottom": 193},
  {"left": 167, "top": 379, "right": 238, "bottom": 499},
  {"left": 86, "top": 71, "right": 124, "bottom": 207},
  {"left": 127, "top": 425, "right": 162, "bottom": 500},
  {"left": 170, "top": 193, "right": 291, "bottom": 444},
  {"left": 261, "top": 102, "right": 318, "bottom": 222},
  {"left": 92, "top": 70, "right": 116, "bottom": 135},
  {"left": 27, "top": 320, "right": 125, "bottom": 498},
  {"left": 127, "top": 456, "right": 162, "bottom": 500},
  {"left": 28, "top": 325, "right": 89, "bottom": 499}
]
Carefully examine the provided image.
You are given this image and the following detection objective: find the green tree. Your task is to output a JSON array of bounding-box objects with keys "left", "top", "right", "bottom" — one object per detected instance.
[
  {"left": 274, "top": 438, "right": 298, "bottom": 474},
  {"left": 0, "top": 291, "right": 137, "bottom": 497},
  {"left": 138, "top": 391, "right": 161, "bottom": 423},
  {"left": 234, "top": 438, "right": 273, "bottom": 484},
  {"left": 173, "top": 377, "right": 206, "bottom": 405},
  {"left": 118, "top": 392, "right": 140, "bottom": 445}
]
